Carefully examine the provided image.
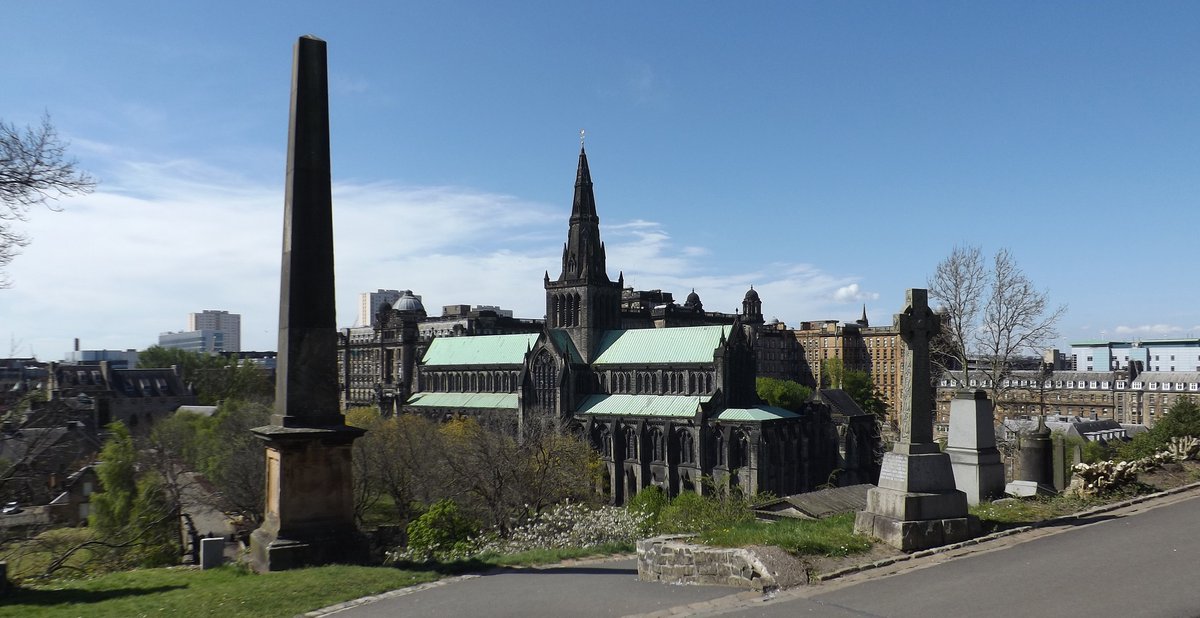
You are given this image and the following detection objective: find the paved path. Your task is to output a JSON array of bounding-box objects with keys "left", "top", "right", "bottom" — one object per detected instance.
[
  {"left": 721, "top": 491, "right": 1200, "bottom": 617},
  {"left": 326, "top": 558, "right": 745, "bottom": 618},
  {"left": 324, "top": 490, "right": 1200, "bottom": 618}
]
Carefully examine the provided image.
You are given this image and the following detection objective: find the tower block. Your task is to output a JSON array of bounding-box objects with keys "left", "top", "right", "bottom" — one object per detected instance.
[{"left": 249, "top": 35, "right": 365, "bottom": 572}]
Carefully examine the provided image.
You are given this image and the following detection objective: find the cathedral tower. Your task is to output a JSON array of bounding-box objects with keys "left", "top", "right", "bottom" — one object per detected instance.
[{"left": 545, "top": 145, "right": 622, "bottom": 362}]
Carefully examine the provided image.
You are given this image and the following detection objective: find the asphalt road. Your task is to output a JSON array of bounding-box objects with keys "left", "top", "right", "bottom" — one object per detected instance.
[
  {"left": 328, "top": 492, "right": 1200, "bottom": 618},
  {"left": 331, "top": 559, "right": 742, "bottom": 618},
  {"left": 730, "top": 493, "right": 1200, "bottom": 618}
]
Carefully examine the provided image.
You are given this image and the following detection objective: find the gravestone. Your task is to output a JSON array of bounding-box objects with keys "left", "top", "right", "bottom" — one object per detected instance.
[
  {"left": 1005, "top": 417, "right": 1056, "bottom": 497},
  {"left": 946, "top": 390, "right": 1005, "bottom": 505},
  {"left": 247, "top": 35, "right": 366, "bottom": 572},
  {"left": 1052, "top": 435, "right": 1069, "bottom": 492},
  {"left": 855, "top": 289, "right": 973, "bottom": 550},
  {"left": 200, "top": 537, "right": 224, "bottom": 570}
]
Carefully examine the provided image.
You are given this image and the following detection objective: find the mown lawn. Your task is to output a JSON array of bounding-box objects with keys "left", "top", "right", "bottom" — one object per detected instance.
[
  {"left": 1, "top": 564, "right": 439, "bottom": 618},
  {"left": 698, "top": 512, "right": 873, "bottom": 557}
]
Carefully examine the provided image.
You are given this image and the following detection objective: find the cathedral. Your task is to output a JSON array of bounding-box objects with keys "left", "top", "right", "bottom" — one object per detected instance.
[{"left": 368, "top": 147, "right": 878, "bottom": 502}]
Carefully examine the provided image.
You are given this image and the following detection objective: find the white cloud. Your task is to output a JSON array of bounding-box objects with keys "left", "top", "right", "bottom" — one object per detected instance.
[
  {"left": 833, "top": 283, "right": 879, "bottom": 303},
  {"left": 0, "top": 157, "right": 878, "bottom": 359},
  {"left": 1113, "top": 324, "right": 1190, "bottom": 337}
]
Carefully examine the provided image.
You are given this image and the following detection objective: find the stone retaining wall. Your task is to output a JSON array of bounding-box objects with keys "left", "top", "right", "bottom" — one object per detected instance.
[{"left": 636, "top": 535, "right": 777, "bottom": 591}]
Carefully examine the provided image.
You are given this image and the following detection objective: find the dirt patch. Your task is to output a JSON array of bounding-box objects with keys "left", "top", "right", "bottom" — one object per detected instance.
[
  {"left": 1137, "top": 460, "right": 1200, "bottom": 491},
  {"left": 799, "top": 542, "right": 904, "bottom": 580}
]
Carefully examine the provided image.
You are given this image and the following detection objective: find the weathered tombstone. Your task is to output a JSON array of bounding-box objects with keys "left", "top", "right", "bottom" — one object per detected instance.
[
  {"left": 200, "top": 537, "right": 225, "bottom": 570},
  {"left": 946, "top": 390, "right": 1005, "bottom": 505},
  {"left": 855, "top": 289, "right": 973, "bottom": 550},
  {"left": 1005, "top": 418, "right": 1056, "bottom": 497},
  {"left": 247, "top": 35, "right": 366, "bottom": 572},
  {"left": 1052, "top": 435, "right": 1069, "bottom": 492}
]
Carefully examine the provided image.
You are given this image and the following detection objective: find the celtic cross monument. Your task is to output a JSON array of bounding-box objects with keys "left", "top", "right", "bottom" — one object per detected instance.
[{"left": 855, "top": 289, "right": 974, "bottom": 550}]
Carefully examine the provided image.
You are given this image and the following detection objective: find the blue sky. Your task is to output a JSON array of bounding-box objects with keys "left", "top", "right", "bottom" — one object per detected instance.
[{"left": 2, "top": 2, "right": 1198, "bottom": 357}]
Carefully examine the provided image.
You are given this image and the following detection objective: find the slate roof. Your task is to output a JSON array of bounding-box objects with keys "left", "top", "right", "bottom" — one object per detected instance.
[
  {"left": 576, "top": 394, "right": 709, "bottom": 418},
  {"left": 406, "top": 392, "right": 519, "bottom": 409},
  {"left": 716, "top": 406, "right": 799, "bottom": 422},
  {"left": 421, "top": 333, "right": 541, "bottom": 366},
  {"left": 755, "top": 484, "right": 872, "bottom": 519},
  {"left": 592, "top": 325, "right": 732, "bottom": 365},
  {"left": 813, "top": 388, "right": 866, "bottom": 417}
]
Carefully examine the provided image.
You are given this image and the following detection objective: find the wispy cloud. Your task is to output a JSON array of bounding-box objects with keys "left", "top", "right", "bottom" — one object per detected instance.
[
  {"left": 0, "top": 157, "right": 877, "bottom": 359},
  {"left": 1112, "top": 324, "right": 1200, "bottom": 337}
]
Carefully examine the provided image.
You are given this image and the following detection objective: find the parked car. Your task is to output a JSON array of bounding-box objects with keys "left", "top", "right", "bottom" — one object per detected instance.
[{"left": 1, "top": 501, "right": 21, "bottom": 514}]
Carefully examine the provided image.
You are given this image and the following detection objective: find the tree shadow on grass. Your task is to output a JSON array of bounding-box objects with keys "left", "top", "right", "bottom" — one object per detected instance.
[{"left": 4, "top": 583, "right": 188, "bottom": 606}]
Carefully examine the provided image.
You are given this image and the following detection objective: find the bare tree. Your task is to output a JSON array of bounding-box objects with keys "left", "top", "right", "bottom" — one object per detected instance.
[
  {"left": 1, "top": 114, "right": 95, "bottom": 286},
  {"left": 929, "top": 246, "right": 1066, "bottom": 416}
]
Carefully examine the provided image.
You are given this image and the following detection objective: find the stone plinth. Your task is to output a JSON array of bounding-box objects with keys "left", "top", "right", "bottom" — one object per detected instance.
[
  {"left": 946, "top": 391, "right": 1005, "bottom": 505},
  {"left": 855, "top": 445, "right": 974, "bottom": 550},
  {"left": 249, "top": 425, "right": 366, "bottom": 571}
]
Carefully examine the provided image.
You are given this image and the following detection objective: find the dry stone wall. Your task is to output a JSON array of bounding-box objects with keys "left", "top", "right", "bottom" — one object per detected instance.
[{"left": 636, "top": 535, "right": 779, "bottom": 591}]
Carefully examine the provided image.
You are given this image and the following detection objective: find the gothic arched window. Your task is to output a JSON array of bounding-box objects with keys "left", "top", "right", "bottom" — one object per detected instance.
[
  {"left": 625, "top": 426, "right": 638, "bottom": 461},
  {"left": 678, "top": 429, "right": 695, "bottom": 464},
  {"left": 650, "top": 427, "right": 665, "bottom": 461}
]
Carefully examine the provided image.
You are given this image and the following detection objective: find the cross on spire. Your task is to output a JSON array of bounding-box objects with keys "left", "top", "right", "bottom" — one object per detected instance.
[{"left": 580, "top": 128, "right": 586, "bottom": 148}]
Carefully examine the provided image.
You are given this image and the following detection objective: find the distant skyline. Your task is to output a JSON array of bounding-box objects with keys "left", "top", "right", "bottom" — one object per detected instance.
[{"left": 2, "top": 3, "right": 1199, "bottom": 359}]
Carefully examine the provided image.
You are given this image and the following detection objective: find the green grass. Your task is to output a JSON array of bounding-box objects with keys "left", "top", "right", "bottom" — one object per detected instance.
[
  {"left": 1, "top": 564, "right": 439, "bottom": 618},
  {"left": 697, "top": 512, "right": 872, "bottom": 557},
  {"left": 969, "top": 488, "right": 1140, "bottom": 534},
  {"left": 2, "top": 527, "right": 101, "bottom": 581}
]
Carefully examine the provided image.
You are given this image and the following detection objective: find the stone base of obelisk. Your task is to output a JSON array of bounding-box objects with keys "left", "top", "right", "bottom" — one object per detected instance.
[
  {"left": 248, "top": 425, "right": 367, "bottom": 572},
  {"left": 855, "top": 444, "right": 976, "bottom": 551}
]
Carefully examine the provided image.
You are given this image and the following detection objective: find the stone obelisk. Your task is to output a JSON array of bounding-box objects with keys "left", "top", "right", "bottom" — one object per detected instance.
[
  {"left": 249, "top": 35, "right": 365, "bottom": 572},
  {"left": 855, "top": 289, "right": 973, "bottom": 550}
]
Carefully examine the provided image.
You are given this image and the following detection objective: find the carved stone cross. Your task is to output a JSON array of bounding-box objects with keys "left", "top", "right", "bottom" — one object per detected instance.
[{"left": 894, "top": 288, "right": 940, "bottom": 446}]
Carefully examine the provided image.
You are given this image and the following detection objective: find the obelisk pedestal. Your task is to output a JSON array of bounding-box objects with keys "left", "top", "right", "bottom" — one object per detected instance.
[
  {"left": 248, "top": 35, "right": 366, "bottom": 572},
  {"left": 946, "top": 390, "right": 1005, "bottom": 505},
  {"left": 855, "top": 289, "right": 975, "bottom": 550}
]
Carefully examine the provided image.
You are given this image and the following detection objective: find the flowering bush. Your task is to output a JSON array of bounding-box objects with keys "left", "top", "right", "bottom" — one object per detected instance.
[
  {"left": 476, "top": 501, "right": 649, "bottom": 555},
  {"left": 385, "top": 500, "right": 650, "bottom": 564}
]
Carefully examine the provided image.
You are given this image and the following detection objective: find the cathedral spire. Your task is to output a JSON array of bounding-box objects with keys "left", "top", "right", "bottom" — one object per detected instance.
[
  {"left": 557, "top": 144, "right": 607, "bottom": 282},
  {"left": 571, "top": 145, "right": 598, "bottom": 223}
]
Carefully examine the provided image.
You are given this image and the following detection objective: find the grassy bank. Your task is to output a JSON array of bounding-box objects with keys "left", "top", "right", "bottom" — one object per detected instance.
[{"left": 1, "top": 564, "right": 439, "bottom": 618}]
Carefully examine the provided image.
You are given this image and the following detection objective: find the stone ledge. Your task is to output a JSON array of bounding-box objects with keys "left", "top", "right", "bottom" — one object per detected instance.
[{"left": 636, "top": 535, "right": 781, "bottom": 591}]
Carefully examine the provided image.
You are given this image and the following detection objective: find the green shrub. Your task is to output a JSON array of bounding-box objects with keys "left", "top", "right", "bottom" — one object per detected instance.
[
  {"left": 405, "top": 499, "right": 480, "bottom": 559},
  {"left": 626, "top": 486, "right": 667, "bottom": 533},
  {"left": 657, "top": 490, "right": 754, "bottom": 534}
]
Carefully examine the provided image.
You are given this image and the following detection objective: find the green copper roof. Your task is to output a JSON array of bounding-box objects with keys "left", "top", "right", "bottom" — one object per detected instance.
[
  {"left": 548, "top": 330, "right": 583, "bottom": 364},
  {"left": 717, "top": 406, "right": 799, "bottom": 422},
  {"left": 421, "top": 333, "right": 540, "bottom": 366},
  {"left": 576, "top": 394, "right": 710, "bottom": 418},
  {"left": 593, "top": 325, "right": 732, "bottom": 365},
  {"left": 406, "top": 392, "right": 519, "bottom": 409}
]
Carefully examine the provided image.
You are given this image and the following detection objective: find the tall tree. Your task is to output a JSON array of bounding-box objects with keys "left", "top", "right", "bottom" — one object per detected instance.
[
  {"left": 928, "top": 246, "right": 1066, "bottom": 413},
  {"left": 1, "top": 115, "right": 95, "bottom": 287},
  {"left": 756, "top": 377, "right": 813, "bottom": 412}
]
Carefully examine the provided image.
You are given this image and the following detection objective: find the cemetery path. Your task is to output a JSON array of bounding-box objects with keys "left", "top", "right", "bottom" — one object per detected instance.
[
  {"left": 321, "top": 557, "right": 744, "bottom": 618},
  {"left": 720, "top": 490, "right": 1200, "bottom": 618},
  {"left": 319, "top": 489, "right": 1200, "bottom": 618}
]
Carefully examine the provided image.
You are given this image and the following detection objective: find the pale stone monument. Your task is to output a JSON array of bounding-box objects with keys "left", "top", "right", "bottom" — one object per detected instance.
[
  {"left": 248, "top": 35, "right": 366, "bottom": 572},
  {"left": 855, "top": 289, "right": 973, "bottom": 550},
  {"left": 946, "top": 390, "right": 1005, "bottom": 505}
]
